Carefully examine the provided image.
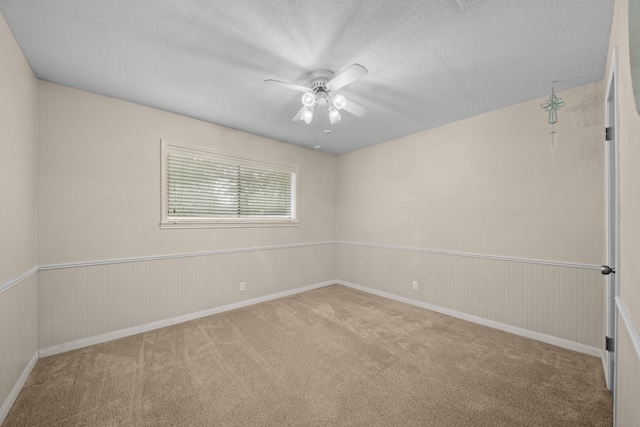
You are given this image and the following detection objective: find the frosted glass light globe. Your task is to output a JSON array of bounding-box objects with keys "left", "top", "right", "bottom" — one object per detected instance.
[
  {"left": 332, "top": 94, "right": 347, "bottom": 110},
  {"left": 301, "top": 92, "right": 316, "bottom": 107},
  {"left": 328, "top": 106, "right": 341, "bottom": 124},
  {"left": 301, "top": 107, "right": 314, "bottom": 124}
]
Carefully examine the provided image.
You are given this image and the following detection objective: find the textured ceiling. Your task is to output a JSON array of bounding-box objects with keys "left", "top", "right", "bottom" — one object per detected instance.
[{"left": 0, "top": 0, "right": 614, "bottom": 154}]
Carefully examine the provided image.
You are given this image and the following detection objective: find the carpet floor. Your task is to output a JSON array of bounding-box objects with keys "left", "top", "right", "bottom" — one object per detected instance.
[{"left": 3, "top": 284, "right": 612, "bottom": 426}]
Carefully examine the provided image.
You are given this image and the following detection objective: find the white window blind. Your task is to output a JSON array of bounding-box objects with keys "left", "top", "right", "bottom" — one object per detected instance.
[{"left": 161, "top": 140, "right": 298, "bottom": 228}]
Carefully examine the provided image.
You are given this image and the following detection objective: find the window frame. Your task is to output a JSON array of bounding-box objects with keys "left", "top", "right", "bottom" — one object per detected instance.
[{"left": 160, "top": 139, "right": 299, "bottom": 229}]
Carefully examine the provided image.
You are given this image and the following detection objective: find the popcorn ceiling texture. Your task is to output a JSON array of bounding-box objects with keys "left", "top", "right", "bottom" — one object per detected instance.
[{"left": 0, "top": 0, "right": 613, "bottom": 154}]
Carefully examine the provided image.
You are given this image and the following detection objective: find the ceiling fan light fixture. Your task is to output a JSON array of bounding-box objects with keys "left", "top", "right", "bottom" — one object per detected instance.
[
  {"left": 332, "top": 94, "right": 347, "bottom": 110},
  {"left": 328, "top": 106, "right": 341, "bottom": 124},
  {"left": 301, "top": 107, "right": 314, "bottom": 124},
  {"left": 264, "top": 64, "right": 368, "bottom": 126},
  {"left": 301, "top": 92, "right": 316, "bottom": 107}
]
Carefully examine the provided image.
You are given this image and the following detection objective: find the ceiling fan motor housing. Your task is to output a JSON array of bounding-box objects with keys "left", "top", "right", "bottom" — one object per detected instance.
[
  {"left": 309, "top": 70, "right": 333, "bottom": 91},
  {"left": 309, "top": 70, "right": 334, "bottom": 105}
]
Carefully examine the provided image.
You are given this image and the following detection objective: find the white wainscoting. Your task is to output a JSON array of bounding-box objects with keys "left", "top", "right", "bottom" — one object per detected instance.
[
  {"left": 338, "top": 281, "right": 602, "bottom": 357},
  {"left": 0, "top": 273, "right": 39, "bottom": 425},
  {"left": 616, "top": 298, "right": 640, "bottom": 360},
  {"left": 336, "top": 242, "right": 605, "bottom": 350},
  {"left": 615, "top": 301, "right": 640, "bottom": 426},
  {"left": 36, "top": 241, "right": 607, "bottom": 353},
  {"left": 40, "top": 280, "right": 335, "bottom": 357},
  {"left": 38, "top": 243, "right": 336, "bottom": 349},
  {"left": 4, "top": 241, "right": 612, "bottom": 422},
  {"left": 0, "top": 352, "right": 37, "bottom": 425}
]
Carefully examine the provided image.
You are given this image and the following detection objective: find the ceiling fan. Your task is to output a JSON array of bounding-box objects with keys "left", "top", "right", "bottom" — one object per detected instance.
[{"left": 264, "top": 64, "right": 368, "bottom": 125}]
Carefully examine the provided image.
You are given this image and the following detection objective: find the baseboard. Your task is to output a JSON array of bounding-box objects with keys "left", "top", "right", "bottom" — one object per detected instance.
[
  {"left": 0, "top": 351, "right": 38, "bottom": 425},
  {"left": 39, "top": 280, "right": 334, "bottom": 357},
  {"left": 602, "top": 351, "right": 610, "bottom": 390},
  {"left": 337, "top": 280, "right": 603, "bottom": 358},
  {"left": 37, "top": 277, "right": 605, "bottom": 360}
]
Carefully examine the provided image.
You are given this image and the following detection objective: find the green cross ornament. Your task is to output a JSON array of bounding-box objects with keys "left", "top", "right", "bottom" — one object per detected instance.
[{"left": 540, "top": 87, "right": 566, "bottom": 124}]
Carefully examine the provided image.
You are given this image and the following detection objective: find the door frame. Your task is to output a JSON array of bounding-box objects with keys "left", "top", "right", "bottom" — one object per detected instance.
[{"left": 604, "top": 47, "right": 620, "bottom": 403}]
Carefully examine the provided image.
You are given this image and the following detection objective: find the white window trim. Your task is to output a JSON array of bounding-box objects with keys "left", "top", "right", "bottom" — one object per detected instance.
[{"left": 160, "top": 139, "right": 299, "bottom": 229}]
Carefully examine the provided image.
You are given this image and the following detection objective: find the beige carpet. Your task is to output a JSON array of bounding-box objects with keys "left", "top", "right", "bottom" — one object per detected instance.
[{"left": 3, "top": 284, "right": 612, "bottom": 426}]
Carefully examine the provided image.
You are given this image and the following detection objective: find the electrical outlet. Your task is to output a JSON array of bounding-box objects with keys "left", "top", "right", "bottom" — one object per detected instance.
[
  {"left": 412, "top": 281, "right": 418, "bottom": 290},
  {"left": 239, "top": 281, "right": 246, "bottom": 292}
]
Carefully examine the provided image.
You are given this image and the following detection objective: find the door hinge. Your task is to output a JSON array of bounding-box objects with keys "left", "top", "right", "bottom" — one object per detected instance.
[
  {"left": 606, "top": 336, "right": 615, "bottom": 352},
  {"left": 606, "top": 127, "right": 614, "bottom": 141}
]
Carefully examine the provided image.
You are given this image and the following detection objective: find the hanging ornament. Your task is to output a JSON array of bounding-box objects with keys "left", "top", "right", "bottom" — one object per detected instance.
[
  {"left": 541, "top": 84, "right": 566, "bottom": 156},
  {"left": 540, "top": 85, "right": 566, "bottom": 124}
]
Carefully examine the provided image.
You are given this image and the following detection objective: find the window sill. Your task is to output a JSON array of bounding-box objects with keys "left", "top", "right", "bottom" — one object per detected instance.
[{"left": 160, "top": 220, "right": 300, "bottom": 229}]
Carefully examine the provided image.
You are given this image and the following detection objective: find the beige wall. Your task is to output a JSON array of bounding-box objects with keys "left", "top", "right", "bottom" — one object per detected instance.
[
  {"left": 615, "top": 314, "right": 640, "bottom": 425},
  {"left": 37, "top": 81, "right": 336, "bottom": 265},
  {"left": 337, "top": 244, "right": 604, "bottom": 349},
  {"left": 39, "top": 244, "right": 335, "bottom": 349},
  {"left": 0, "top": 275, "right": 38, "bottom": 416},
  {"left": 35, "top": 82, "right": 337, "bottom": 349},
  {"left": 4, "top": 2, "right": 634, "bottom": 422},
  {"left": 335, "top": 83, "right": 607, "bottom": 353},
  {"left": 0, "top": 11, "right": 39, "bottom": 421},
  {"left": 0, "top": 12, "right": 37, "bottom": 279},
  {"left": 605, "top": 0, "right": 640, "bottom": 422},
  {"left": 337, "top": 83, "right": 604, "bottom": 265},
  {"left": 34, "top": 77, "right": 611, "bottom": 360}
]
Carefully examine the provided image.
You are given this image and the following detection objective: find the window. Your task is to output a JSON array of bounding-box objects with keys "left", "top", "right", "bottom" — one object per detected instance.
[{"left": 161, "top": 140, "right": 297, "bottom": 228}]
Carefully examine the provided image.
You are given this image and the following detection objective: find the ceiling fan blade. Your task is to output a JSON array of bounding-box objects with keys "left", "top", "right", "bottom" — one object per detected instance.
[
  {"left": 264, "top": 79, "right": 312, "bottom": 93},
  {"left": 326, "top": 64, "right": 368, "bottom": 91},
  {"left": 342, "top": 98, "right": 368, "bottom": 117},
  {"left": 291, "top": 106, "right": 306, "bottom": 122}
]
